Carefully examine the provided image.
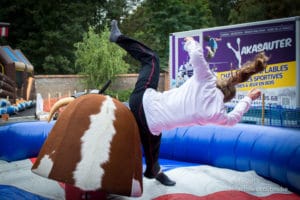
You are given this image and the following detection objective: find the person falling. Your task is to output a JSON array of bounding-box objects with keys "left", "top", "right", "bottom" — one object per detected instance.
[{"left": 109, "top": 20, "right": 268, "bottom": 187}]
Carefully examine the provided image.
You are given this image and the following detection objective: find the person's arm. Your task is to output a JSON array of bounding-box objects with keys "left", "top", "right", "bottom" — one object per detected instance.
[
  {"left": 215, "top": 88, "right": 261, "bottom": 126},
  {"left": 184, "top": 37, "right": 213, "bottom": 81}
]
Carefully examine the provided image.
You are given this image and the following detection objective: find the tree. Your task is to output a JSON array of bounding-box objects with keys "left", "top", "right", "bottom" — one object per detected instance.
[
  {"left": 207, "top": 0, "right": 233, "bottom": 26},
  {"left": 0, "top": 0, "right": 137, "bottom": 74},
  {"left": 228, "top": 0, "right": 300, "bottom": 24},
  {"left": 74, "top": 27, "right": 129, "bottom": 89},
  {"left": 121, "top": 0, "right": 214, "bottom": 72}
]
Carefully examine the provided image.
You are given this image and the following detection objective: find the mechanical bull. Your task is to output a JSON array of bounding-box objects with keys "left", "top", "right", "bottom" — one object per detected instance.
[{"left": 31, "top": 94, "right": 143, "bottom": 197}]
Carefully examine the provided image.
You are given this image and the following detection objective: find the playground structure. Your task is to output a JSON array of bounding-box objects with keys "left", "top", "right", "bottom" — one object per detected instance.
[
  {"left": 0, "top": 22, "right": 36, "bottom": 118},
  {"left": 0, "top": 45, "right": 35, "bottom": 102}
]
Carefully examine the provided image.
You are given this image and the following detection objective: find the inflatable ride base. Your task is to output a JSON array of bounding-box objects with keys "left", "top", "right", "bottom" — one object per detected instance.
[
  {"left": 0, "top": 121, "right": 300, "bottom": 199},
  {"left": 1, "top": 158, "right": 300, "bottom": 200}
]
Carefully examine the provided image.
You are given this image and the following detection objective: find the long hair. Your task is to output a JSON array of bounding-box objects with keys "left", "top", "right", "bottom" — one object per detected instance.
[{"left": 217, "top": 52, "right": 269, "bottom": 102}]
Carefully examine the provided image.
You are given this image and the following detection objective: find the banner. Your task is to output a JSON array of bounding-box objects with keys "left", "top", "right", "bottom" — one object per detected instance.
[{"left": 170, "top": 18, "right": 297, "bottom": 107}]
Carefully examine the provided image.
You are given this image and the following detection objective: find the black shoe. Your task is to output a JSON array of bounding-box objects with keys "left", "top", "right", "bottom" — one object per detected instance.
[
  {"left": 144, "top": 173, "right": 155, "bottom": 179},
  {"left": 109, "top": 20, "right": 122, "bottom": 42},
  {"left": 155, "top": 172, "right": 176, "bottom": 186}
]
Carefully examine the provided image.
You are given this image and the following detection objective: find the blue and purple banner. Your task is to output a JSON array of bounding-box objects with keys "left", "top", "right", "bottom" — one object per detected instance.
[{"left": 170, "top": 18, "right": 298, "bottom": 107}]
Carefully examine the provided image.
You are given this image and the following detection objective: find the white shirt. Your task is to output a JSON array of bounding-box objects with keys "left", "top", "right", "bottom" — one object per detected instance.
[{"left": 143, "top": 40, "right": 252, "bottom": 135}]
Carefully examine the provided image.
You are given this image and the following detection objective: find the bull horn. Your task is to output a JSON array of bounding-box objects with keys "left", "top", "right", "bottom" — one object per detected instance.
[{"left": 47, "top": 97, "right": 75, "bottom": 122}]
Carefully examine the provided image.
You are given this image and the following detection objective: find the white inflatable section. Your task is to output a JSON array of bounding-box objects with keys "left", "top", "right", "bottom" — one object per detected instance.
[{"left": 0, "top": 159, "right": 65, "bottom": 200}]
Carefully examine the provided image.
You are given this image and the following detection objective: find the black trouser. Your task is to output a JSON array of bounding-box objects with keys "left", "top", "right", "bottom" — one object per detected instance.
[{"left": 116, "top": 35, "right": 161, "bottom": 178}]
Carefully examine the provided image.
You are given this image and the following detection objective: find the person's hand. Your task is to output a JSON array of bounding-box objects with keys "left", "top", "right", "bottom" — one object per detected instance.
[{"left": 247, "top": 88, "right": 261, "bottom": 100}]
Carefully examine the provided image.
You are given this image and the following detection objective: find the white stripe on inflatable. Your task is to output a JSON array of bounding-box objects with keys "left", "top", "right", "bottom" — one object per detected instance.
[
  {"left": 0, "top": 159, "right": 65, "bottom": 200},
  {"left": 32, "top": 154, "right": 53, "bottom": 177},
  {"left": 131, "top": 178, "right": 142, "bottom": 197},
  {"left": 0, "top": 160, "right": 295, "bottom": 200},
  {"left": 109, "top": 165, "right": 292, "bottom": 199},
  {"left": 73, "top": 95, "right": 117, "bottom": 190}
]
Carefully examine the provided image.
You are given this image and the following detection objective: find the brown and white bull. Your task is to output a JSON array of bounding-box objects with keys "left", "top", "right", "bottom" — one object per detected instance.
[{"left": 32, "top": 94, "right": 143, "bottom": 197}]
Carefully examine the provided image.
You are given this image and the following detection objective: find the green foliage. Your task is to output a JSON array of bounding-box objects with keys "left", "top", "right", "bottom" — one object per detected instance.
[
  {"left": 105, "top": 89, "right": 133, "bottom": 102},
  {"left": 121, "top": 0, "right": 214, "bottom": 71},
  {"left": 42, "top": 55, "right": 73, "bottom": 74},
  {"left": 0, "top": 0, "right": 133, "bottom": 74},
  {"left": 1, "top": 0, "right": 298, "bottom": 76},
  {"left": 228, "top": 0, "right": 300, "bottom": 24},
  {"left": 74, "top": 27, "right": 129, "bottom": 89},
  {"left": 207, "top": 0, "right": 233, "bottom": 26}
]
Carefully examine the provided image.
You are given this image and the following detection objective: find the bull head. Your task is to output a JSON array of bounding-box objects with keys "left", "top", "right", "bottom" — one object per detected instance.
[{"left": 32, "top": 94, "right": 143, "bottom": 197}]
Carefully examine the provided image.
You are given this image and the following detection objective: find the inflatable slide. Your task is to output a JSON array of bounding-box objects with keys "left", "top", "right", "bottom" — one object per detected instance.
[{"left": 0, "top": 45, "right": 36, "bottom": 119}]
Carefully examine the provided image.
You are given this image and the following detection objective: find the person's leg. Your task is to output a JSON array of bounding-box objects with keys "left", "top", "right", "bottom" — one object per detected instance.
[
  {"left": 110, "top": 20, "right": 159, "bottom": 93},
  {"left": 134, "top": 102, "right": 162, "bottom": 178},
  {"left": 110, "top": 20, "right": 175, "bottom": 186},
  {"left": 130, "top": 97, "right": 175, "bottom": 186},
  {"left": 118, "top": 35, "right": 160, "bottom": 94}
]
